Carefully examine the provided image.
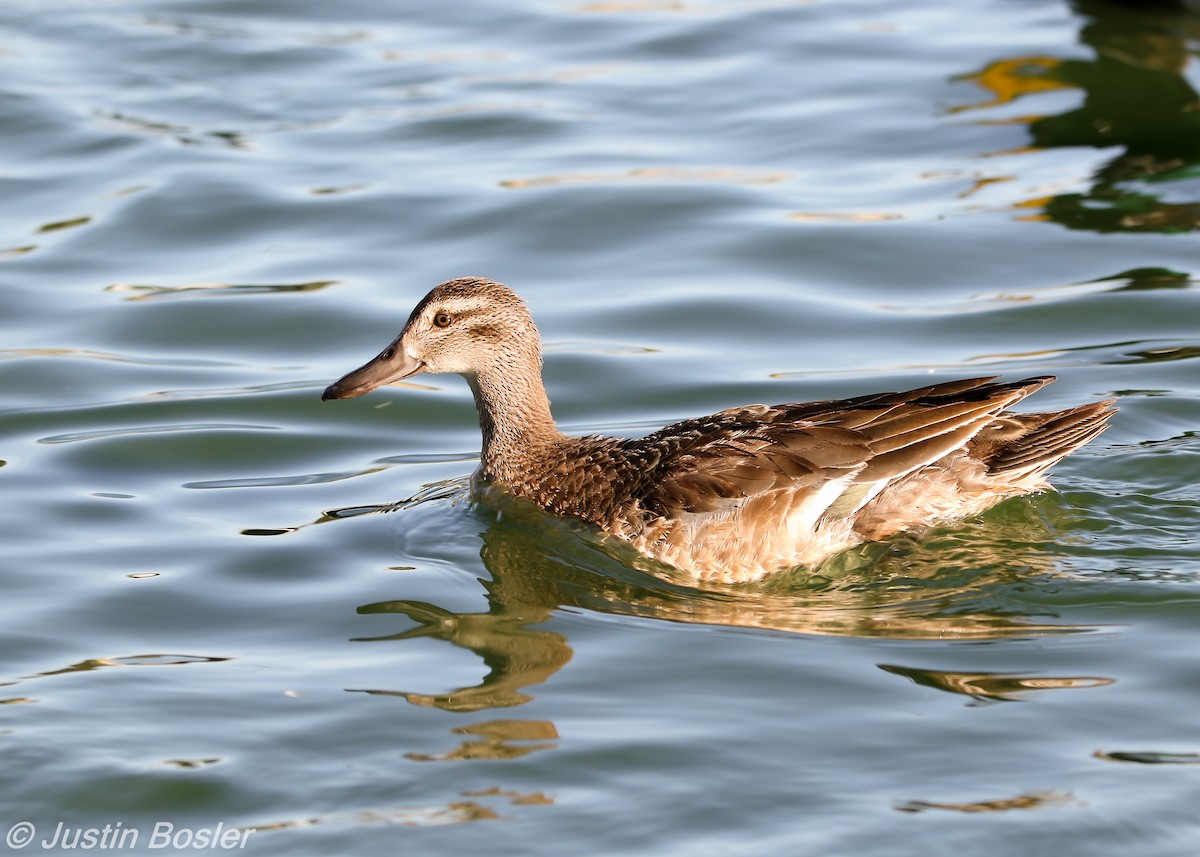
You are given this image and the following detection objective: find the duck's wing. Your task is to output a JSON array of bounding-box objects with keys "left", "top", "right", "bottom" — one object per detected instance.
[{"left": 631, "top": 376, "right": 1055, "bottom": 520}]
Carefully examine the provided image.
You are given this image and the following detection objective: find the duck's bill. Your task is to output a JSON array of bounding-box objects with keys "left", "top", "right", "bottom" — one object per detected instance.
[{"left": 321, "top": 346, "right": 425, "bottom": 400}]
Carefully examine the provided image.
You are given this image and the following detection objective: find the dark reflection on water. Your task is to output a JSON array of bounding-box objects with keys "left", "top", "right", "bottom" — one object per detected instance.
[
  {"left": 1094, "top": 267, "right": 1192, "bottom": 293},
  {"left": 955, "top": 0, "right": 1200, "bottom": 232},
  {"left": 339, "top": 489, "right": 1105, "bottom": 713},
  {"left": 14, "top": 654, "right": 231, "bottom": 682},
  {"left": 1094, "top": 749, "right": 1200, "bottom": 765}
]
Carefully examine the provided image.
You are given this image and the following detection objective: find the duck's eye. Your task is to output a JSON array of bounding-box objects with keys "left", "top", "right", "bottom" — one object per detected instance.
[
  {"left": 382, "top": 347, "right": 395, "bottom": 360},
  {"left": 433, "top": 312, "right": 452, "bottom": 328}
]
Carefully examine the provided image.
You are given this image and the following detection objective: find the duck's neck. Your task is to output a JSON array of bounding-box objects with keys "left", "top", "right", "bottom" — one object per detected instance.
[{"left": 464, "top": 357, "right": 564, "bottom": 481}]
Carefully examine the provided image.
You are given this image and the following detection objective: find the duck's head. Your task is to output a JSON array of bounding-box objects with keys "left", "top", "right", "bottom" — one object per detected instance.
[{"left": 321, "top": 277, "right": 541, "bottom": 400}]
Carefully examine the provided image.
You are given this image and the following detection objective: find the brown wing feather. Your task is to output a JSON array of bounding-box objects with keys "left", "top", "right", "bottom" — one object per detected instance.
[
  {"left": 640, "top": 426, "right": 868, "bottom": 515},
  {"left": 630, "top": 376, "right": 1057, "bottom": 518}
]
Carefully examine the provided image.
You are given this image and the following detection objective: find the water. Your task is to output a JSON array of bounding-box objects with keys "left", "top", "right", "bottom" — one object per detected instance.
[{"left": 3, "top": 0, "right": 1200, "bottom": 854}]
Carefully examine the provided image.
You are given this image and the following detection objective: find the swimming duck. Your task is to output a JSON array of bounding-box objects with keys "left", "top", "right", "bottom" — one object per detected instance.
[{"left": 323, "top": 277, "right": 1116, "bottom": 583}]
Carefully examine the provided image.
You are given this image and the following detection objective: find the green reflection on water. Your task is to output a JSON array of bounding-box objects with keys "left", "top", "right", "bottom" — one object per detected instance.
[{"left": 955, "top": 0, "right": 1200, "bottom": 233}]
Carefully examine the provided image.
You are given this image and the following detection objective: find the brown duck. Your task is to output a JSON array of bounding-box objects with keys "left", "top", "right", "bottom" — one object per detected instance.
[{"left": 323, "top": 277, "right": 1115, "bottom": 583}]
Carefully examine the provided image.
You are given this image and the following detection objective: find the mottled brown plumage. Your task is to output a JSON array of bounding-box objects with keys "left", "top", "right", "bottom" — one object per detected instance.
[{"left": 323, "top": 277, "right": 1116, "bottom": 583}]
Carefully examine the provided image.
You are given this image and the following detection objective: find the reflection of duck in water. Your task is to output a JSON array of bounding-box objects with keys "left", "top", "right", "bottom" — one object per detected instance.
[
  {"left": 323, "top": 278, "right": 1115, "bottom": 583},
  {"left": 347, "top": 494, "right": 1110, "bottom": 712}
]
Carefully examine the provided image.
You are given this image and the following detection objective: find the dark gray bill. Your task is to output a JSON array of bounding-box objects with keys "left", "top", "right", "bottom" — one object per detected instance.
[{"left": 321, "top": 343, "right": 424, "bottom": 400}]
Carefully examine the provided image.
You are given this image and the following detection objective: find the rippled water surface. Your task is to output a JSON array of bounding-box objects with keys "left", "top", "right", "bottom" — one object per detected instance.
[{"left": 3, "top": 0, "right": 1200, "bottom": 854}]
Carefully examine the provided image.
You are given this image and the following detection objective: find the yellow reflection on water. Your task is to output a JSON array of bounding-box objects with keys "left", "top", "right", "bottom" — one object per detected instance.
[
  {"left": 1012, "top": 195, "right": 1053, "bottom": 222},
  {"left": 36, "top": 215, "right": 92, "bottom": 234},
  {"left": 896, "top": 791, "right": 1074, "bottom": 814},
  {"left": 949, "top": 57, "right": 1071, "bottom": 114},
  {"left": 405, "top": 720, "right": 559, "bottom": 762},
  {"left": 461, "top": 787, "right": 554, "bottom": 806},
  {"left": 879, "top": 663, "right": 1113, "bottom": 703},
  {"left": 954, "top": 174, "right": 1014, "bottom": 200}
]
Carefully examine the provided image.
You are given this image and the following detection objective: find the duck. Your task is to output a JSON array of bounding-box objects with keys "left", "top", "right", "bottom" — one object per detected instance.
[{"left": 322, "top": 277, "right": 1116, "bottom": 584}]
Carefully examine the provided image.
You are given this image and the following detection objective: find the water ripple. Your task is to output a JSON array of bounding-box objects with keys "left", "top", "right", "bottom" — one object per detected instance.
[
  {"left": 104, "top": 280, "right": 337, "bottom": 302},
  {"left": 501, "top": 167, "right": 792, "bottom": 188},
  {"left": 40, "top": 423, "right": 277, "bottom": 445}
]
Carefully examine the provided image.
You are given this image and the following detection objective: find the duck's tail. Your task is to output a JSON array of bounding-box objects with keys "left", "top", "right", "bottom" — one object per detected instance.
[{"left": 986, "top": 398, "right": 1117, "bottom": 483}]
